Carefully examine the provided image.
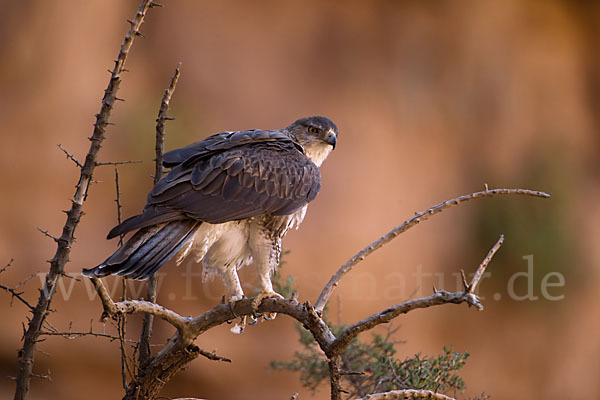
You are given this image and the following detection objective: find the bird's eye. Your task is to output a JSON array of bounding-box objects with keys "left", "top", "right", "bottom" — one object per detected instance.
[{"left": 308, "top": 126, "right": 319, "bottom": 134}]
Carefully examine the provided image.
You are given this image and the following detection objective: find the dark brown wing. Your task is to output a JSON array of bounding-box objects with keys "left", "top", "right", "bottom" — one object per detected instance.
[
  {"left": 161, "top": 129, "right": 301, "bottom": 168},
  {"left": 107, "top": 130, "right": 320, "bottom": 239}
]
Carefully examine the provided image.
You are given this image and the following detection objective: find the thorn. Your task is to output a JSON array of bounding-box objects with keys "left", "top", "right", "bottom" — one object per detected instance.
[
  {"left": 135, "top": 31, "right": 145, "bottom": 38},
  {"left": 57, "top": 144, "right": 83, "bottom": 168},
  {"left": 122, "top": 68, "right": 130, "bottom": 73},
  {"left": 126, "top": 19, "right": 134, "bottom": 25},
  {"left": 149, "top": 2, "right": 164, "bottom": 7},
  {"left": 37, "top": 227, "right": 59, "bottom": 243},
  {"left": 115, "top": 97, "right": 125, "bottom": 102},
  {"left": 164, "top": 116, "right": 175, "bottom": 121}
]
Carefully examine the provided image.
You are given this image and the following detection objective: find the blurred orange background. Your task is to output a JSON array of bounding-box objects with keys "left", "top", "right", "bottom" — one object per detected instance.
[{"left": 1, "top": 1, "right": 599, "bottom": 399}]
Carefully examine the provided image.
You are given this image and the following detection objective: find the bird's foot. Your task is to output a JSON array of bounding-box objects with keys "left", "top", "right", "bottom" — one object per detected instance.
[
  {"left": 226, "top": 295, "right": 253, "bottom": 333},
  {"left": 251, "top": 290, "right": 284, "bottom": 320},
  {"left": 230, "top": 316, "right": 246, "bottom": 334}
]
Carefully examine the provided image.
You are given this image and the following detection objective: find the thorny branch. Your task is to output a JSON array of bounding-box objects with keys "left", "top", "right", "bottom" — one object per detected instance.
[
  {"left": 0, "top": 259, "right": 35, "bottom": 310},
  {"left": 113, "top": 168, "right": 130, "bottom": 389},
  {"left": 13, "top": 2, "right": 156, "bottom": 398},
  {"left": 314, "top": 187, "right": 550, "bottom": 312},
  {"left": 139, "top": 62, "right": 182, "bottom": 368},
  {"left": 39, "top": 319, "right": 129, "bottom": 342},
  {"left": 96, "top": 160, "right": 143, "bottom": 166},
  {"left": 57, "top": 144, "right": 83, "bottom": 168}
]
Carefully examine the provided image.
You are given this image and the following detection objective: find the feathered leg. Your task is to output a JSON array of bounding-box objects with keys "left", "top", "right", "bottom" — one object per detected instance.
[
  {"left": 219, "top": 264, "right": 244, "bottom": 302},
  {"left": 248, "top": 226, "right": 283, "bottom": 316}
]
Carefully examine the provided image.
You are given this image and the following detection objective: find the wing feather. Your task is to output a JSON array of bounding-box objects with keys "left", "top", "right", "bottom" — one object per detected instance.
[{"left": 109, "top": 129, "right": 321, "bottom": 235}]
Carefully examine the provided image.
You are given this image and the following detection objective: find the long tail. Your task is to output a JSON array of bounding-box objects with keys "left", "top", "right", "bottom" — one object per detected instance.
[{"left": 83, "top": 220, "right": 200, "bottom": 280}]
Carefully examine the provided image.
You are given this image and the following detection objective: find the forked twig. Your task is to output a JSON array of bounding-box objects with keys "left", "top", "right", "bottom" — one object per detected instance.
[{"left": 330, "top": 235, "right": 504, "bottom": 353}]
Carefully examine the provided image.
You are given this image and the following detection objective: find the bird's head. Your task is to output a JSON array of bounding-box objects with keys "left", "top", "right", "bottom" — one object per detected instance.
[{"left": 287, "top": 116, "right": 338, "bottom": 167}]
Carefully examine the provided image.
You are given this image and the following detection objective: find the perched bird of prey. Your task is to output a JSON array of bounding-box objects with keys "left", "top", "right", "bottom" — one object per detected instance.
[{"left": 83, "top": 116, "right": 337, "bottom": 309}]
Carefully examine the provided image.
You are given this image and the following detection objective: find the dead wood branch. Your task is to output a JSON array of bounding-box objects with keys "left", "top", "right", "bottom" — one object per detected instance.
[
  {"left": 0, "top": 260, "right": 35, "bottom": 310},
  {"left": 57, "top": 144, "right": 83, "bottom": 168},
  {"left": 96, "top": 160, "right": 143, "bottom": 166},
  {"left": 315, "top": 187, "right": 550, "bottom": 312},
  {"left": 139, "top": 62, "right": 182, "bottom": 367},
  {"left": 330, "top": 235, "right": 503, "bottom": 355}
]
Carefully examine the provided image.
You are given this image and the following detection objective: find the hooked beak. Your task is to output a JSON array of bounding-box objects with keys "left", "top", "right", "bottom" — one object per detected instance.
[{"left": 325, "top": 131, "right": 337, "bottom": 150}]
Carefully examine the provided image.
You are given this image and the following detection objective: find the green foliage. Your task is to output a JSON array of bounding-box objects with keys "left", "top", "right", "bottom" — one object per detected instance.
[
  {"left": 271, "top": 323, "right": 473, "bottom": 399},
  {"left": 271, "top": 251, "right": 482, "bottom": 398}
]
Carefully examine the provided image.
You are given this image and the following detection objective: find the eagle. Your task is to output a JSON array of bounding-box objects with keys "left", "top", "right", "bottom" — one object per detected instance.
[{"left": 83, "top": 116, "right": 338, "bottom": 310}]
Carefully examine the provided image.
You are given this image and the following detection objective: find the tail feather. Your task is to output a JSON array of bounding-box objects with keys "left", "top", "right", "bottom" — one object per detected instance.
[{"left": 84, "top": 220, "right": 200, "bottom": 280}]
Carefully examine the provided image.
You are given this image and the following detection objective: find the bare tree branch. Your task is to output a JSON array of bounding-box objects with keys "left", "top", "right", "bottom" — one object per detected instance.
[
  {"left": 39, "top": 319, "right": 124, "bottom": 342},
  {"left": 330, "top": 235, "right": 503, "bottom": 354},
  {"left": 92, "top": 277, "right": 189, "bottom": 334},
  {"left": 196, "top": 348, "right": 231, "bottom": 363},
  {"left": 466, "top": 234, "right": 504, "bottom": 294},
  {"left": 96, "top": 160, "right": 143, "bottom": 166},
  {"left": 0, "top": 283, "right": 34, "bottom": 311},
  {"left": 36, "top": 227, "right": 59, "bottom": 242},
  {"left": 354, "top": 389, "right": 456, "bottom": 400},
  {"left": 57, "top": 144, "right": 83, "bottom": 168},
  {"left": 314, "top": 187, "right": 550, "bottom": 312},
  {"left": 0, "top": 260, "right": 35, "bottom": 310},
  {"left": 112, "top": 166, "right": 130, "bottom": 388},
  {"left": 117, "top": 315, "right": 135, "bottom": 388},
  {"left": 14, "top": 3, "right": 156, "bottom": 398},
  {"left": 154, "top": 62, "right": 181, "bottom": 183},
  {"left": 1, "top": 258, "right": 14, "bottom": 275},
  {"left": 139, "top": 62, "right": 182, "bottom": 368},
  {"left": 88, "top": 272, "right": 336, "bottom": 400},
  {"left": 114, "top": 167, "right": 125, "bottom": 246}
]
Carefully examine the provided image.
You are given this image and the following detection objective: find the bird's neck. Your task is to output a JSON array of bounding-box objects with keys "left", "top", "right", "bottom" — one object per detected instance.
[{"left": 302, "top": 142, "right": 333, "bottom": 167}]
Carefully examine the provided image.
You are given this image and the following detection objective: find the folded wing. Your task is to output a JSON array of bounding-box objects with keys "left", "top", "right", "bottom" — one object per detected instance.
[{"left": 107, "top": 130, "right": 320, "bottom": 239}]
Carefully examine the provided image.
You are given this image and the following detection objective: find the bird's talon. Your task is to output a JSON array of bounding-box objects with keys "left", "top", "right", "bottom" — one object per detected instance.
[
  {"left": 230, "top": 315, "right": 247, "bottom": 334},
  {"left": 228, "top": 301, "right": 238, "bottom": 319},
  {"left": 263, "top": 312, "right": 277, "bottom": 321}
]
